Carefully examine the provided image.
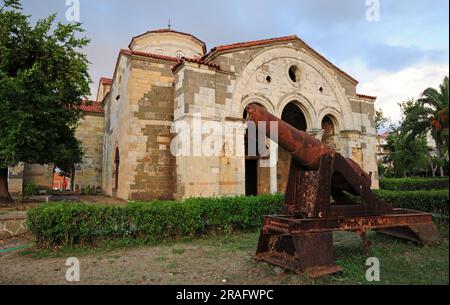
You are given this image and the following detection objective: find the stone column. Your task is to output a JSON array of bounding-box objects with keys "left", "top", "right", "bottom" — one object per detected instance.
[{"left": 307, "top": 128, "right": 325, "bottom": 140}]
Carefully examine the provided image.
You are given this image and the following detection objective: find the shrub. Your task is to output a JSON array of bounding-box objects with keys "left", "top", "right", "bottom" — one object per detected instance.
[
  {"left": 79, "top": 185, "right": 97, "bottom": 195},
  {"left": 380, "top": 177, "right": 449, "bottom": 191},
  {"left": 23, "top": 183, "right": 39, "bottom": 197},
  {"left": 374, "top": 189, "right": 449, "bottom": 217},
  {"left": 27, "top": 190, "right": 448, "bottom": 249},
  {"left": 27, "top": 194, "right": 284, "bottom": 248}
]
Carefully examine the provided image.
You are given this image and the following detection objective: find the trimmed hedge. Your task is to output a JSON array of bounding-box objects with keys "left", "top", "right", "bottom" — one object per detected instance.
[
  {"left": 380, "top": 177, "right": 449, "bottom": 191},
  {"left": 27, "top": 190, "right": 448, "bottom": 249},
  {"left": 27, "top": 194, "right": 284, "bottom": 248},
  {"left": 374, "top": 189, "right": 449, "bottom": 217}
]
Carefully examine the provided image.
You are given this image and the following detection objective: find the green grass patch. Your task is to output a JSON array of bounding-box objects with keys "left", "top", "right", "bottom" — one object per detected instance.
[{"left": 19, "top": 224, "right": 448, "bottom": 285}]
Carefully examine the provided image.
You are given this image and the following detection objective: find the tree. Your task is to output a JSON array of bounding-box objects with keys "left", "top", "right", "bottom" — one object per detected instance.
[
  {"left": 387, "top": 131, "right": 428, "bottom": 178},
  {"left": 400, "top": 77, "right": 449, "bottom": 176},
  {"left": 375, "top": 108, "right": 389, "bottom": 133},
  {"left": 0, "top": 0, "right": 91, "bottom": 202}
]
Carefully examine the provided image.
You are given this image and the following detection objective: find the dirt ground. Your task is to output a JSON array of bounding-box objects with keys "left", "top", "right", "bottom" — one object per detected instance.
[
  {"left": 0, "top": 234, "right": 278, "bottom": 285},
  {"left": 0, "top": 229, "right": 448, "bottom": 285}
]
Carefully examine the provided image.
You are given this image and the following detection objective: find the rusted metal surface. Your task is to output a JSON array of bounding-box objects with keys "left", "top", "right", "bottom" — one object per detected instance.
[
  {"left": 376, "top": 223, "right": 442, "bottom": 245},
  {"left": 254, "top": 230, "right": 343, "bottom": 278},
  {"left": 247, "top": 104, "right": 442, "bottom": 278}
]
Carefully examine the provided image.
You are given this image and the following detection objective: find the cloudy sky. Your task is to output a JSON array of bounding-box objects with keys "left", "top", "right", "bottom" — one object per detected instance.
[{"left": 20, "top": 0, "right": 449, "bottom": 124}]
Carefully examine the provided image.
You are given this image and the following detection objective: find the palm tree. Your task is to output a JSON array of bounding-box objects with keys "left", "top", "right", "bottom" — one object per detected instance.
[{"left": 401, "top": 76, "right": 449, "bottom": 176}]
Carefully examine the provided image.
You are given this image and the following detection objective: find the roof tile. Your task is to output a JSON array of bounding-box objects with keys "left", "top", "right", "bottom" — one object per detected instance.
[
  {"left": 120, "top": 49, "right": 180, "bottom": 62},
  {"left": 204, "top": 35, "right": 359, "bottom": 85},
  {"left": 356, "top": 93, "right": 377, "bottom": 100},
  {"left": 209, "top": 35, "right": 298, "bottom": 53},
  {"left": 80, "top": 101, "right": 104, "bottom": 114},
  {"left": 99, "top": 77, "right": 113, "bottom": 85}
]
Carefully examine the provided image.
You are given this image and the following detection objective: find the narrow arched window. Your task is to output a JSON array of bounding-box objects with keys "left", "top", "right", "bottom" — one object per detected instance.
[{"left": 114, "top": 147, "right": 120, "bottom": 190}]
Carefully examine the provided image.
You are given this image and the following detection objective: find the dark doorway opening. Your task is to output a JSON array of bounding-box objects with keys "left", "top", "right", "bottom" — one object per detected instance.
[
  {"left": 281, "top": 102, "right": 307, "bottom": 131},
  {"left": 245, "top": 159, "right": 258, "bottom": 196},
  {"left": 278, "top": 101, "right": 308, "bottom": 192},
  {"left": 244, "top": 102, "right": 266, "bottom": 196}
]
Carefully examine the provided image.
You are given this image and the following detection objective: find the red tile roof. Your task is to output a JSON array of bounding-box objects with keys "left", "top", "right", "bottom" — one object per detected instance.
[
  {"left": 204, "top": 35, "right": 359, "bottom": 85},
  {"left": 80, "top": 101, "right": 104, "bottom": 114},
  {"left": 120, "top": 49, "right": 180, "bottom": 63},
  {"left": 209, "top": 35, "right": 298, "bottom": 53},
  {"left": 356, "top": 93, "right": 377, "bottom": 101},
  {"left": 119, "top": 49, "right": 219, "bottom": 72},
  {"left": 100, "top": 77, "right": 112, "bottom": 85},
  {"left": 128, "top": 28, "right": 207, "bottom": 54},
  {"left": 172, "top": 57, "right": 220, "bottom": 72}
]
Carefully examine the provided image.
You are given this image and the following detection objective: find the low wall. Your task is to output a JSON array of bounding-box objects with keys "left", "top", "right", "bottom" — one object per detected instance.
[{"left": 0, "top": 212, "right": 28, "bottom": 240}]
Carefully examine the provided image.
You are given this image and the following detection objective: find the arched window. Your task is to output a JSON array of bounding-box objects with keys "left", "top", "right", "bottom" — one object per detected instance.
[
  {"left": 281, "top": 102, "right": 307, "bottom": 131},
  {"left": 322, "top": 115, "right": 337, "bottom": 149},
  {"left": 288, "top": 65, "right": 301, "bottom": 83},
  {"left": 114, "top": 147, "right": 120, "bottom": 191}
]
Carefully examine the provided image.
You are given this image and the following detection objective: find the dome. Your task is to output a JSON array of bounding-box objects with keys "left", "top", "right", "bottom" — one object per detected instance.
[{"left": 128, "top": 29, "right": 206, "bottom": 59}]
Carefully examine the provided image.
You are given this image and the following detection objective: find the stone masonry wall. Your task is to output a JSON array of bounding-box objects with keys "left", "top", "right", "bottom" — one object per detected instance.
[
  {"left": 173, "top": 63, "right": 246, "bottom": 199},
  {"left": 103, "top": 55, "right": 177, "bottom": 200},
  {"left": 0, "top": 213, "right": 27, "bottom": 240},
  {"left": 129, "top": 58, "right": 177, "bottom": 200},
  {"left": 74, "top": 113, "right": 104, "bottom": 193},
  {"left": 7, "top": 164, "right": 24, "bottom": 195},
  {"left": 23, "top": 164, "right": 53, "bottom": 192},
  {"left": 102, "top": 55, "right": 133, "bottom": 199}
]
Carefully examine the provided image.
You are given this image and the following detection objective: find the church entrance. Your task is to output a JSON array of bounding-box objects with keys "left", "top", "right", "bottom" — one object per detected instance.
[
  {"left": 245, "top": 159, "right": 258, "bottom": 196},
  {"left": 243, "top": 103, "right": 266, "bottom": 196},
  {"left": 277, "top": 101, "right": 308, "bottom": 192}
]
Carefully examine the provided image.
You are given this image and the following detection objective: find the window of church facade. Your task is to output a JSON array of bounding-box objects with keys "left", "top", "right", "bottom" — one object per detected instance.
[{"left": 288, "top": 65, "right": 301, "bottom": 83}]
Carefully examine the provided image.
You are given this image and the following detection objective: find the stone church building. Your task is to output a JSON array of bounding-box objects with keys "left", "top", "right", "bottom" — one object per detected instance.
[{"left": 8, "top": 29, "right": 379, "bottom": 201}]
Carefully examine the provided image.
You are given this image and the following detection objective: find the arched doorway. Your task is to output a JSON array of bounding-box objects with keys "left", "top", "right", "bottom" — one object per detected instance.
[
  {"left": 321, "top": 115, "right": 337, "bottom": 149},
  {"left": 113, "top": 147, "right": 120, "bottom": 194},
  {"left": 278, "top": 101, "right": 308, "bottom": 192},
  {"left": 243, "top": 102, "right": 268, "bottom": 196},
  {"left": 281, "top": 102, "right": 308, "bottom": 131}
]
